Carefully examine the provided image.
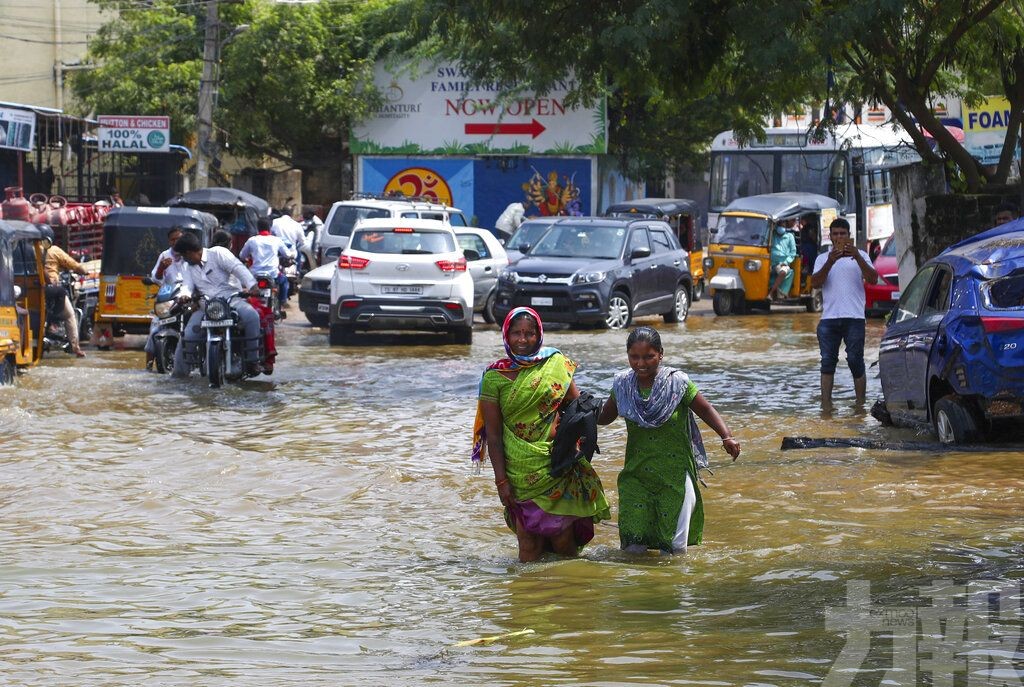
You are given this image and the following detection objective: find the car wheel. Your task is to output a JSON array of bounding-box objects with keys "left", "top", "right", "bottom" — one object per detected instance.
[
  {"left": 663, "top": 285, "right": 690, "bottom": 323},
  {"left": 453, "top": 327, "right": 473, "bottom": 345},
  {"left": 605, "top": 291, "right": 632, "bottom": 329},
  {"left": 0, "top": 357, "right": 14, "bottom": 386},
  {"left": 712, "top": 290, "right": 734, "bottom": 316},
  {"left": 692, "top": 279, "right": 704, "bottom": 302},
  {"left": 328, "top": 324, "right": 356, "bottom": 346},
  {"left": 482, "top": 293, "right": 497, "bottom": 324},
  {"left": 305, "top": 312, "right": 329, "bottom": 328},
  {"left": 806, "top": 289, "right": 823, "bottom": 313},
  {"left": 933, "top": 396, "right": 980, "bottom": 445}
]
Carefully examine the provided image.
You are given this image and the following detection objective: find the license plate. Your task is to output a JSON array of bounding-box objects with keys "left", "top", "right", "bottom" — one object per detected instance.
[
  {"left": 891, "top": 291, "right": 901, "bottom": 299},
  {"left": 157, "top": 316, "right": 177, "bottom": 325},
  {"left": 381, "top": 285, "right": 422, "bottom": 295},
  {"left": 317, "top": 303, "right": 330, "bottom": 313},
  {"left": 200, "top": 319, "right": 233, "bottom": 328},
  {"left": 531, "top": 296, "right": 553, "bottom": 306},
  {"left": 260, "top": 289, "right": 272, "bottom": 298}
]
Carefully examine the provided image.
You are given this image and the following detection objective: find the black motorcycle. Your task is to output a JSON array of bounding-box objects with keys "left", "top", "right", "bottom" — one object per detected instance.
[
  {"left": 43, "top": 270, "right": 97, "bottom": 354},
  {"left": 180, "top": 294, "right": 269, "bottom": 388},
  {"left": 143, "top": 277, "right": 193, "bottom": 374}
]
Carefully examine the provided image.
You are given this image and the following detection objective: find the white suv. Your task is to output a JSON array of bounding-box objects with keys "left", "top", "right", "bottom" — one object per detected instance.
[
  {"left": 318, "top": 194, "right": 470, "bottom": 264},
  {"left": 328, "top": 218, "right": 475, "bottom": 345}
]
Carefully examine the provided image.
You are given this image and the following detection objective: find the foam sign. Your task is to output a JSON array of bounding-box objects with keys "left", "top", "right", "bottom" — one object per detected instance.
[{"left": 963, "top": 96, "right": 1020, "bottom": 165}]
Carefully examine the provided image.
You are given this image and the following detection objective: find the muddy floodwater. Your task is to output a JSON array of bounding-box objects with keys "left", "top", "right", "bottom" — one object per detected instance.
[{"left": 2, "top": 304, "right": 1022, "bottom": 686}]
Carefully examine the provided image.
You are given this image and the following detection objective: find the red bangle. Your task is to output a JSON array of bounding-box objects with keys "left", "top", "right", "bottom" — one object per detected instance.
[{"left": 495, "top": 478, "right": 509, "bottom": 487}]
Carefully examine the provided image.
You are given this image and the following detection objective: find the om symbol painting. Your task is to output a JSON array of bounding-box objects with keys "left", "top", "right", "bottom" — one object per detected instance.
[{"left": 384, "top": 168, "right": 453, "bottom": 206}]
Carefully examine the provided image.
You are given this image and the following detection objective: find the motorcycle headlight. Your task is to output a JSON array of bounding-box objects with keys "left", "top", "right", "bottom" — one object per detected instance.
[
  {"left": 205, "top": 299, "right": 229, "bottom": 321},
  {"left": 573, "top": 270, "right": 607, "bottom": 284},
  {"left": 154, "top": 301, "right": 174, "bottom": 318},
  {"left": 744, "top": 259, "right": 762, "bottom": 272},
  {"left": 703, "top": 257, "right": 714, "bottom": 270},
  {"left": 499, "top": 268, "right": 519, "bottom": 283}
]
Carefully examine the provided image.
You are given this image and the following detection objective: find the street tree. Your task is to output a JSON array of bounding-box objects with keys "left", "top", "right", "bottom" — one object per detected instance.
[{"left": 814, "top": 0, "right": 1017, "bottom": 191}]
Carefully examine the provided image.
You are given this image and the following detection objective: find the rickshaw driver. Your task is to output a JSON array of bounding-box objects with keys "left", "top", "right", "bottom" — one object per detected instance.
[
  {"left": 768, "top": 218, "right": 798, "bottom": 301},
  {"left": 40, "top": 224, "right": 89, "bottom": 357},
  {"left": 170, "top": 233, "right": 262, "bottom": 378}
]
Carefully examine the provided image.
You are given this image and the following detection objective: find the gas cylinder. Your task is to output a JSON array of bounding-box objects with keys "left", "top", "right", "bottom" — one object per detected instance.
[
  {"left": 46, "top": 196, "right": 72, "bottom": 226},
  {"left": 28, "top": 193, "right": 50, "bottom": 223},
  {"left": 2, "top": 187, "right": 31, "bottom": 221}
]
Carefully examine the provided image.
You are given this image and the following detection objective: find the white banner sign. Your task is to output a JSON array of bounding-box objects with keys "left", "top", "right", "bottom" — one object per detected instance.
[
  {"left": 352, "top": 61, "right": 607, "bottom": 155},
  {"left": 0, "top": 107, "right": 36, "bottom": 152},
  {"left": 98, "top": 115, "right": 170, "bottom": 153}
]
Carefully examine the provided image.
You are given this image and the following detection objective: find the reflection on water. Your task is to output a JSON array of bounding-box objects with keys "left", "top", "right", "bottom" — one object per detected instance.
[{"left": 1, "top": 308, "right": 1021, "bottom": 686}]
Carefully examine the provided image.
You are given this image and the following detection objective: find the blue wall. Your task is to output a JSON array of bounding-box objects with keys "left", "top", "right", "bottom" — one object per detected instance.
[{"left": 359, "top": 156, "right": 594, "bottom": 231}]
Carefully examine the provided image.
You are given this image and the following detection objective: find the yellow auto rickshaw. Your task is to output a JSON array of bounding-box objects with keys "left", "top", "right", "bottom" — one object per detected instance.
[
  {"left": 1, "top": 220, "right": 46, "bottom": 382},
  {"left": 604, "top": 198, "right": 707, "bottom": 300},
  {"left": 94, "top": 207, "right": 218, "bottom": 348},
  {"left": 705, "top": 192, "right": 840, "bottom": 315}
]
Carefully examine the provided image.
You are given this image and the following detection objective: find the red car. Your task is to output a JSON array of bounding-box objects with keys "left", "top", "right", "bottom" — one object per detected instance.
[{"left": 865, "top": 236, "right": 900, "bottom": 316}]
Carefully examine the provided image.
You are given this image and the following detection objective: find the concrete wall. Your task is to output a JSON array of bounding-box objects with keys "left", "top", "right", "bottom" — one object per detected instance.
[
  {"left": 892, "top": 162, "right": 1022, "bottom": 288},
  {"left": 0, "top": 2, "right": 108, "bottom": 109}
]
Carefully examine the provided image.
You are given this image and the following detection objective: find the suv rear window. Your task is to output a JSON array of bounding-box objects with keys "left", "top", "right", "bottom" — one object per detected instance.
[
  {"left": 350, "top": 229, "right": 456, "bottom": 255},
  {"left": 326, "top": 206, "right": 391, "bottom": 237},
  {"left": 983, "top": 272, "right": 1024, "bottom": 310}
]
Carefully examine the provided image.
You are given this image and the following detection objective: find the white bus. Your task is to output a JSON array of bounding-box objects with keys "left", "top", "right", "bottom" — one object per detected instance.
[{"left": 708, "top": 124, "right": 921, "bottom": 244}]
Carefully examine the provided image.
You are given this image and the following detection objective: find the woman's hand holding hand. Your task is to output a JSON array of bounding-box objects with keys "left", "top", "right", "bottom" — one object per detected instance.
[{"left": 722, "top": 437, "right": 741, "bottom": 460}]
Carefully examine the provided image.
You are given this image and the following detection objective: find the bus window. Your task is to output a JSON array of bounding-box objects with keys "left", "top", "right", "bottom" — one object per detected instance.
[
  {"left": 866, "top": 169, "right": 892, "bottom": 204},
  {"left": 710, "top": 154, "right": 775, "bottom": 209},
  {"left": 780, "top": 153, "right": 836, "bottom": 199},
  {"left": 828, "top": 155, "right": 848, "bottom": 207}
]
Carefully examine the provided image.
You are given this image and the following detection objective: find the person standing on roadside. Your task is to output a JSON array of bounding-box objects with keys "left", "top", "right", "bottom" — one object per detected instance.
[
  {"left": 994, "top": 201, "right": 1019, "bottom": 226},
  {"left": 811, "top": 218, "right": 878, "bottom": 409}
]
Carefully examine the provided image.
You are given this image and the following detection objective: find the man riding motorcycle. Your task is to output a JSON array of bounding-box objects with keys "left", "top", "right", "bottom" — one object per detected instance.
[
  {"left": 170, "top": 232, "right": 265, "bottom": 378},
  {"left": 39, "top": 224, "right": 88, "bottom": 357},
  {"left": 241, "top": 217, "right": 294, "bottom": 316},
  {"left": 145, "top": 226, "right": 185, "bottom": 370}
]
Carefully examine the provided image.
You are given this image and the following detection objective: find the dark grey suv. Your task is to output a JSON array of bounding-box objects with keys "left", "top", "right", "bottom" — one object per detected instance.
[{"left": 493, "top": 217, "right": 691, "bottom": 329}]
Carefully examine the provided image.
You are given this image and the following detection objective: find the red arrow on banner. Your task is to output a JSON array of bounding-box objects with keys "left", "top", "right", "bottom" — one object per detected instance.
[{"left": 464, "top": 119, "right": 546, "bottom": 139}]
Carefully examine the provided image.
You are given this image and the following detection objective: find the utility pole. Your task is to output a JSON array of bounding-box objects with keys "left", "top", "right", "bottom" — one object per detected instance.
[{"left": 195, "top": 0, "right": 219, "bottom": 190}]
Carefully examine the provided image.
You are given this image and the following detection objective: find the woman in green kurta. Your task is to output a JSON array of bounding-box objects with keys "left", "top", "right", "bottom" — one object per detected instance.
[
  {"left": 599, "top": 326, "right": 741, "bottom": 554},
  {"left": 473, "top": 307, "right": 610, "bottom": 562}
]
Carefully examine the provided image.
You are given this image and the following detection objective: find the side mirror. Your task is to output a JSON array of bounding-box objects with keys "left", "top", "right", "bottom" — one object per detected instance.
[
  {"left": 463, "top": 248, "right": 480, "bottom": 261},
  {"left": 516, "top": 243, "right": 532, "bottom": 254},
  {"left": 630, "top": 246, "right": 652, "bottom": 260},
  {"left": 141, "top": 276, "right": 158, "bottom": 286},
  {"left": 13, "top": 285, "right": 22, "bottom": 299},
  {"left": 709, "top": 226, "right": 718, "bottom": 234}
]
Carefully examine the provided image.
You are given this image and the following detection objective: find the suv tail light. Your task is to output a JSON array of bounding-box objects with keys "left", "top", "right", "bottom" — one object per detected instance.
[
  {"left": 338, "top": 255, "right": 370, "bottom": 269},
  {"left": 436, "top": 257, "right": 467, "bottom": 273},
  {"left": 980, "top": 316, "right": 1024, "bottom": 334}
]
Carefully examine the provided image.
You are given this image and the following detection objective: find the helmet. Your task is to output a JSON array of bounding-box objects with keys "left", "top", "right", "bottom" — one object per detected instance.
[{"left": 36, "top": 224, "right": 55, "bottom": 243}]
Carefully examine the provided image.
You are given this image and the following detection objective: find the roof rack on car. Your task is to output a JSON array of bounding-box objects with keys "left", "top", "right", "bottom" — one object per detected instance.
[{"left": 349, "top": 191, "right": 439, "bottom": 204}]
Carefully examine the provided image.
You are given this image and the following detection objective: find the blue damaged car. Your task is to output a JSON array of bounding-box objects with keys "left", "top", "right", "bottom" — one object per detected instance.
[{"left": 874, "top": 221, "right": 1024, "bottom": 444}]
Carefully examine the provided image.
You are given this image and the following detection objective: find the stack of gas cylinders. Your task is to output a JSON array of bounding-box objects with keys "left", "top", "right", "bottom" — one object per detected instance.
[{"left": 2, "top": 186, "right": 110, "bottom": 258}]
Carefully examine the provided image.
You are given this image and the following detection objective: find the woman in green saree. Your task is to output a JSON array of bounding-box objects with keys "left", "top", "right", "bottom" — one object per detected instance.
[{"left": 472, "top": 307, "right": 610, "bottom": 562}]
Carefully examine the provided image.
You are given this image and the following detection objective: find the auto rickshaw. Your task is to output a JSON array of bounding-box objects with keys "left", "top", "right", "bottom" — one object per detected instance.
[
  {"left": 1, "top": 220, "right": 46, "bottom": 382},
  {"left": 167, "top": 187, "right": 270, "bottom": 255},
  {"left": 94, "top": 207, "right": 218, "bottom": 348},
  {"left": 604, "top": 198, "right": 707, "bottom": 300},
  {"left": 705, "top": 192, "right": 840, "bottom": 315}
]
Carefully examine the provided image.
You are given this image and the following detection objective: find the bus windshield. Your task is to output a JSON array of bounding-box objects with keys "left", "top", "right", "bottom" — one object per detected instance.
[
  {"left": 714, "top": 215, "right": 770, "bottom": 247},
  {"left": 711, "top": 152, "right": 847, "bottom": 211}
]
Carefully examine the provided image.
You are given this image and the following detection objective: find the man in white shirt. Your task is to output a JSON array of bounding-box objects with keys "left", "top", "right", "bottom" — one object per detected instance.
[
  {"left": 144, "top": 227, "right": 185, "bottom": 370},
  {"left": 811, "top": 218, "right": 879, "bottom": 409},
  {"left": 241, "top": 217, "right": 295, "bottom": 308},
  {"left": 170, "top": 232, "right": 262, "bottom": 378},
  {"left": 272, "top": 212, "right": 306, "bottom": 264}
]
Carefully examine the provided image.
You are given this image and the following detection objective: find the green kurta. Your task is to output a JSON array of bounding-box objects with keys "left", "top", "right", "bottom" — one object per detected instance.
[
  {"left": 614, "top": 380, "right": 705, "bottom": 551},
  {"left": 479, "top": 354, "right": 610, "bottom": 529}
]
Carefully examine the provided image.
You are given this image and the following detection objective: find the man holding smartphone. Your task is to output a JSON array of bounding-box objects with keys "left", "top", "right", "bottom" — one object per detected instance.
[{"left": 810, "top": 218, "right": 878, "bottom": 410}]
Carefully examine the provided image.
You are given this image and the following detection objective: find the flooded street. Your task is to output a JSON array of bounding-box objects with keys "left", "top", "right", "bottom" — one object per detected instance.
[{"left": 2, "top": 303, "right": 1022, "bottom": 686}]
